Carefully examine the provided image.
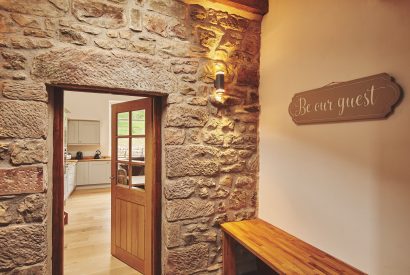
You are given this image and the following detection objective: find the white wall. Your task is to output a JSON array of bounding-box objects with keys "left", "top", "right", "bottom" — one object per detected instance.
[
  {"left": 259, "top": 1, "right": 410, "bottom": 274},
  {"left": 65, "top": 91, "right": 141, "bottom": 157}
]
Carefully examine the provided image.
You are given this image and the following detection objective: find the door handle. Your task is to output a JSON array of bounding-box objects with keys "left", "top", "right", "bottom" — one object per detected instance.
[{"left": 110, "top": 176, "right": 116, "bottom": 179}]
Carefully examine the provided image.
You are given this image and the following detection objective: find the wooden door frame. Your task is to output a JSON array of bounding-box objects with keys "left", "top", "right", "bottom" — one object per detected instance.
[{"left": 50, "top": 85, "right": 163, "bottom": 275}]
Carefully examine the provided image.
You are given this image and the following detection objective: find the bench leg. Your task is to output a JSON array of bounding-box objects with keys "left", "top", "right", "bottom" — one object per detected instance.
[{"left": 223, "top": 232, "right": 236, "bottom": 275}]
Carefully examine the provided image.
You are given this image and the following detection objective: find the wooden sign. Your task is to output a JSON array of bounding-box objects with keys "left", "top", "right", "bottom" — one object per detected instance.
[{"left": 289, "top": 73, "right": 402, "bottom": 124}]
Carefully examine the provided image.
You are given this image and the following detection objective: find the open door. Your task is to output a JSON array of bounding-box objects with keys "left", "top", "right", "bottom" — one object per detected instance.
[{"left": 111, "top": 98, "right": 153, "bottom": 274}]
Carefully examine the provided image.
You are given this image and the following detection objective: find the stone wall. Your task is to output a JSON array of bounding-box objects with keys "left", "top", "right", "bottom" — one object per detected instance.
[{"left": 0, "top": 0, "right": 261, "bottom": 274}]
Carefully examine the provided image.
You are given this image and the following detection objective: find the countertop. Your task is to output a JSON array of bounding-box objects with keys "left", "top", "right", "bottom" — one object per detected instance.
[{"left": 67, "top": 157, "right": 111, "bottom": 163}]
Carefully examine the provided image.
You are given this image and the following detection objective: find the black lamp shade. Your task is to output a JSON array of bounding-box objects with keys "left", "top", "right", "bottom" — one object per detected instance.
[{"left": 215, "top": 72, "right": 225, "bottom": 90}]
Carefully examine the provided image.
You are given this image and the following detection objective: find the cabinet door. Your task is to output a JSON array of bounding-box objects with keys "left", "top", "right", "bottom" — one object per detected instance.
[
  {"left": 76, "top": 162, "right": 89, "bottom": 186},
  {"left": 64, "top": 172, "right": 69, "bottom": 200},
  {"left": 89, "top": 161, "right": 111, "bottom": 184},
  {"left": 67, "top": 164, "right": 77, "bottom": 194},
  {"left": 67, "top": 120, "right": 79, "bottom": 144},
  {"left": 78, "top": 121, "right": 100, "bottom": 144}
]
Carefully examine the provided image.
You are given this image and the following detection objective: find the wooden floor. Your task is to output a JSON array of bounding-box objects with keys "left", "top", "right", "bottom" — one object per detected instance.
[{"left": 64, "top": 188, "right": 141, "bottom": 275}]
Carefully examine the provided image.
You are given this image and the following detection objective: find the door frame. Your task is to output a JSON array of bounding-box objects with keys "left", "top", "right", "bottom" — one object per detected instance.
[{"left": 50, "top": 85, "right": 163, "bottom": 275}]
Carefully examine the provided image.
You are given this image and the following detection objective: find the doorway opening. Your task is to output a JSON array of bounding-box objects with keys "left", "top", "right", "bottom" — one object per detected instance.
[{"left": 51, "top": 86, "right": 162, "bottom": 275}]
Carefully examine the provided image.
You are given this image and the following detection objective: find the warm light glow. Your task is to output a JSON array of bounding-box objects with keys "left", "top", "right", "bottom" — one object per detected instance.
[
  {"left": 216, "top": 88, "right": 225, "bottom": 94},
  {"left": 214, "top": 92, "right": 224, "bottom": 102}
]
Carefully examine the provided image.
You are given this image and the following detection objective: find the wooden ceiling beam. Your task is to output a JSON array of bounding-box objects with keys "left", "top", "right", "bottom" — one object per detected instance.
[{"left": 211, "top": 0, "right": 269, "bottom": 15}]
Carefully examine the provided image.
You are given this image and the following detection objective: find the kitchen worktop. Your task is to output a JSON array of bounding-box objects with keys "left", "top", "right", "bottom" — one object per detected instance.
[{"left": 67, "top": 157, "right": 111, "bottom": 163}]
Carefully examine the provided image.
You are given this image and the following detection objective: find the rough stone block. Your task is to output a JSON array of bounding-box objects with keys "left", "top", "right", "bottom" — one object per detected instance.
[
  {"left": 127, "top": 40, "right": 155, "bottom": 55},
  {"left": 144, "top": 12, "right": 172, "bottom": 37},
  {"left": 187, "top": 97, "right": 207, "bottom": 106},
  {"left": 166, "top": 198, "right": 214, "bottom": 222},
  {"left": 167, "top": 243, "right": 209, "bottom": 274},
  {"left": 59, "top": 28, "right": 88, "bottom": 45},
  {"left": 1, "top": 50, "right": 26, "bottom": 70},
  {"left": 235, "top": 176, "right": 255, "bottom": 188},
  {"left": 10, "top": 14, "right": 41, "bottom": 29},
  {"left": 166, "top": 105, "right": 208, "bottom": 128},
  {"left": 171, "top": 60, "right": 199, "bottom": 75},
  {"left": 228, "top": 189, "right": 247, "bottom": 210},
  {"left": 165, "top": 223, "right": 183, "bottom": 248},
  {"left": 219, "top": 175, "right": 233, "bottom": 187},
  {"left": 203, "top": 131, "right": 224, "bottom": 145},
  {"left": 49, "top": 0, "right": 69, "bottom": 12},
  {"left": 197, "top": 27, "right": 218, "bottom": 49},
  {"left": 164, "top": 128, "right": 185, "bottom": 145},
  {"left": 210, "top": 187, "right": 229, "bottom": 199},
  {"left": 189, "top": 5, "right": 207, "bottom": 22},
  {"left": 183, "top": 230, "right": 217, "bottom": 245},
  {"left": 0, "top": 0, "right": 65, "bottom": 17},
  {"left": 219, "top": 14, "right": 249, "bottom": 32},
  {"left": 1, "top": 81, "right": 48, "bottom": 102},
  {"left": 166, "top": 146, "right": 219, "bottom": 177},
  {"left": 10, "top": 37, "right": 53, "bottom": 49},
  {"left": 147, "top": 0, "right": 186, "bottom": 19},
  {"left": 130, "top": 9, "right": 142, "bottom": 32},
  {"left": 247, "top": 154, "right": 258, "bottom": 172},
  {"left": 197, "top": 177, "right": 216, "bottom": 188},
  {"left": 220, "top": 161, "right": 245, "bottom": 173},
  {"left": 72, "top": 0, "right": 126, "bottom": 29},
  {"left": 7, "top": 264, "right": 45, "bottom": 275},
  {"left": 94, "top": 39, "right": 113, "bottom": 50},
  {"left": 32, "top": 48, "right": 177, "bottom": 93},
  {"left": 219, "top": 149, "right": 238, "bottom": 165},
  {"left": 23, "top": 28, "right": 53, "bottom": 38},
  {"left": 0, "top": 224, "right": 47, "bottom": 271},
  {"left": 0, "top": 166, "right": 44, "bottom": 196},
  {"left": 165, "top": 178, "right": 195, "bottom": 199},
  {"left": 0, "top": 193, "right": 47, "bottom": 225},
  {"left": 0, "top": 101, "right": 47, "bottom": 139},
  {"left": 237, "top": 65, "right": 259, "bottom": 87},
  {"left": 59, "top": 19, "right": 102, "bottom": 35},
  {"left": 9, "top": 139, "right": 47, "bottom": 165}
]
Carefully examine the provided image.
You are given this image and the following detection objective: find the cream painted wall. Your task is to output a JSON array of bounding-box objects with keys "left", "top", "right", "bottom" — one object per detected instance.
[
  {"left": 259, "top": 1, "right": 410, "bottom": 274},
  {"left": 64, "top": 91, "right": 141, "bottom": 157}
]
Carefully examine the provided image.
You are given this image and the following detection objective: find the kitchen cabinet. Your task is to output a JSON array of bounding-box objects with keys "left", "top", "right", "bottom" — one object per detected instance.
[
  {"left": 76, "top": 160, "right": 111, "bottom": 186},
  {"left": 89, "top": 161, "right": 111, "bottom": 185},
  {"left": 67, "top": 120, "right": 79, "bottom": 144},
  {"left": 68, "top": 120, "right": 100, "bottom": 145},
  {"left": 76, "top": 162, "right": 90, "bottom": 186},
  {"left": 64, "top": 162, "right": 77, "bottom": 200}
]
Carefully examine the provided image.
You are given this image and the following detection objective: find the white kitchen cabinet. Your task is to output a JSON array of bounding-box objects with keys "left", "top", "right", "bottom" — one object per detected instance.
[
  {"left": 68, "top": 120, "right": 100, "bottom": 145},
  {"left": 89, "top": 161, "right": 111, "bottom": 185},
  {"left": 76, "top": 162, "right": 90, "bottom": 186},
  {"left": 64, "top": 162, "right": 77, "bottom": 200},
  {"left": 67, "top": 120, "right": 79, "bottom": 144},
  {"left": 78, "top": 121, "right": 100, "bottom": 144},
  {"left": 76, "top": 160, "right": 111, "bottom": 186}
]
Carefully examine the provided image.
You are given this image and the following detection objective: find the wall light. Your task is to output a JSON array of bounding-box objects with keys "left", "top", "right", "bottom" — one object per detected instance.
[{"left": 214, "top": 71, "right": 225, "bottom": 102}]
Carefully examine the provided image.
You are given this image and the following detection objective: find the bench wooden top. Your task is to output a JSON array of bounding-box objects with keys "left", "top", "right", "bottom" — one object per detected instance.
[{"left": 221, "top": 219, "right": 366, "bottom": 275}]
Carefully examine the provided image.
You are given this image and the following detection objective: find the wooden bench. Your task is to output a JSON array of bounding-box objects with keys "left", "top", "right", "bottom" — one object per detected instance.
[{"left": 221, "top": 219, "right": 366, "bottom": 275}]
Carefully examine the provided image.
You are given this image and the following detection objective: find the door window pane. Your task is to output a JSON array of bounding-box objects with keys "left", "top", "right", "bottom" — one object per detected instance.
[
  {"left": 132, "top": 110, "right": 145, "bottom": 135},
  {"left": 131, "top": 164, "right": 145, "bottom": 190},
  {"left": 117, "top": 112, "right": 129, "bottom": 136},
  {"left": 117, "top": 138, "right": 129, "bottom": 161},
  {"left": 117, "top": 162, "right": 129, "bottom": 187},
  {"left": 131, "top": 138, "right": 145, "bottom": 161}
]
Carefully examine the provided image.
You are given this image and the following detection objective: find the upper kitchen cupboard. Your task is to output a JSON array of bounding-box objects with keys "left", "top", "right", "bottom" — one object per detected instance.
[{"left": 68, "top": 120, "right": 100, "bottom": 145}]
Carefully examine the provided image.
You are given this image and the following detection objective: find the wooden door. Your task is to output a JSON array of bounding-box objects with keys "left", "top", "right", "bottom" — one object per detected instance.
[{"left": 111, "top": 98, "right": 153, "bottom": 274}]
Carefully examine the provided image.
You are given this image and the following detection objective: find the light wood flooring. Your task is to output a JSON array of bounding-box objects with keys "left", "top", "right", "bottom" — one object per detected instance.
[{"left": 64, "top": 188, "right": 141, "bottom": 275}]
